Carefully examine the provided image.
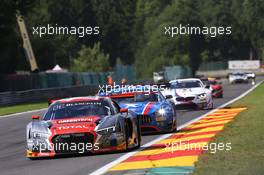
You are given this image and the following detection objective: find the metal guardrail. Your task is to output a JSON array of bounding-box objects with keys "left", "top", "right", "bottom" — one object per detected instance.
[{"left": 0, "top": 85, "right": 98, "bottom": 106}]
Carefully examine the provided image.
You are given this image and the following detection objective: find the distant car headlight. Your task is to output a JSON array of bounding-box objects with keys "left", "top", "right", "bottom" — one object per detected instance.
[{"left": 198, "top": 93, "right": 206, "bottom": 99}]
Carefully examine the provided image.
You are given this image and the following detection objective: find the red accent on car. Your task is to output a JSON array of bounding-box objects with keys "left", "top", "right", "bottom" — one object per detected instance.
[
  {"left": 143, "top": 102, "right": 154, "bottom": 115},
  {"left": 32, "top": 115, "right": 40, "bottom": 120},
  {"left": 120, "top": 108, "right": 128, "bottom": 113}
]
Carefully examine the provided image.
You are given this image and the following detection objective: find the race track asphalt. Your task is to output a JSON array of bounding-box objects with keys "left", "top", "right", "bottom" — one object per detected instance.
[{"left": 0, "top": 77, "right": 262, "bottom": 175}]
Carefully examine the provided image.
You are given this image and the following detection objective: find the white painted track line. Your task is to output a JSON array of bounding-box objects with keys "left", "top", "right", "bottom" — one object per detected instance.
[{"left": 0, "top": 108, "right": 47, "bottom": 118}]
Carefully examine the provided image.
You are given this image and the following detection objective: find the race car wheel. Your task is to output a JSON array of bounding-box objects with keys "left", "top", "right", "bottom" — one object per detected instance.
[
  {"left": 124, "top": 121, "right": 129, "bottom": 151},
  {"left": 169, "top": 114, "right": 177, "bottom": 132},
  {"left": 124, "top": 119, "right": 134, "bottom": 151},
  {"left": 208, "top": 101, "right": 214, "bottom": 109},
  {"left": 135, "top": 118, "right": 141, "bottom": 149},
  {"left": 172, "top": 119, "right": 177, "bottom": 132}
]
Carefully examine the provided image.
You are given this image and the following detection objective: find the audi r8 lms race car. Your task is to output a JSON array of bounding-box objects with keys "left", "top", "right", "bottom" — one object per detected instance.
[
  {"left": 99, "top": 86, "right": 177, "bottom": 133},
  {"left": 228, "top": 72, "right": 249, "bottom": 84},
  {"left": 26, "top": 96, "right": 141, "bottom": 159},
  {"left": 162, "top": 78, "right": 213, "bottom": 110},
  {"left": 201, "top": 78, "right": 223, "bottom": 98}
]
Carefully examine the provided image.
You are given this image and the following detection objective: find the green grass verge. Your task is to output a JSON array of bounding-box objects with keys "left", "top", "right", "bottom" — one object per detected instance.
[
  {"left": 193, "top": 83, "right": 264, "bottom": 175},
  {"left": 0, "top": 102, "right": 47, "bottom": 116}
]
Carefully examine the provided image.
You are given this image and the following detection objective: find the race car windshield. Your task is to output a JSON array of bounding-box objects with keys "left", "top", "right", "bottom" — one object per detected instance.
[
  {"left": 233, "top": 73, "right": 245, "bottom": 76},
  {"left": 44, "top": 101, "right": 112, "bottom": 120},
  {"left": 113, "top": 93, "right": 159, "bottom": 103},
  {"left": 170, "top": 81, "right": 202, "bottom": 89}
]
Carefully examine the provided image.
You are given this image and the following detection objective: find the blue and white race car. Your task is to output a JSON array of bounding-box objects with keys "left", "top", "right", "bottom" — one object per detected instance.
[{"left": 99, "top": 87, "right": 177, "bottom": 134}]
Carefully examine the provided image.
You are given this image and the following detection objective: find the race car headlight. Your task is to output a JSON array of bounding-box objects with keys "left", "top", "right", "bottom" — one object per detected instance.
[
  {"left": 158, "top": 108, "right": 166, "bottom": 115},
  {"left": 96, "top": 126, "right": 116, "bottom": 135},
  {"left": 155, "top": 108, "right": 167, "bottom": 121},
  {"left": 32, "top": 132, "right": 49, "bottom": 139},
  {"left": 198, "top": 93, "right": 206, "bottom": 99}
]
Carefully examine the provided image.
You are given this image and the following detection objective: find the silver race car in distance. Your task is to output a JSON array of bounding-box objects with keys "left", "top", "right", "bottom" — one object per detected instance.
[
  {"left": 162, "top": 78, "right": 213, "bottom": 110},
  {"left": 228, "top": 72, "right": 249, "bottom": 84}
]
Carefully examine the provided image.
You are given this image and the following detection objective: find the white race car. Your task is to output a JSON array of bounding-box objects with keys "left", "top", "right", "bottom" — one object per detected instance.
[
  {"left": 245, "top": 72, "right": 256, "bottom": 79},
  {"left": 153, "top": 71, "right": 165, "bottom": 83},
  {"left": 162, "top": 78, "right": 213, "bottom": 110}
]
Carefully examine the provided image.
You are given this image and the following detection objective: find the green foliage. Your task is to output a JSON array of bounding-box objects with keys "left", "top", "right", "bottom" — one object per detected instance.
[
  {"left": 0, "top": 0, "right": 26, "bottom": 73},
  {"left": 71, "top": 43, "right": 110, "bottom": 72},
  {"left": 135, "top": 0, "right": 202, "bottom": 77},
  {"left": 116, "top": 57, "right": 124, "bottom": 65},
  {"left": 201, "top": 50, "right": 210, "bottom": 62},
  {"left": 91, "top": 0, "right": 136, "bottom": 65},
  {"left": 1, "top": 0, "right": 264, "bottom": 76}
]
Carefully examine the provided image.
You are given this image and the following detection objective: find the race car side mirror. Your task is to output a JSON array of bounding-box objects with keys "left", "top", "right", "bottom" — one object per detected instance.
[
  {"left": 165, "top": 95, "right": 173, "bottom": 99},
  {"left": 120, "top": 108, "right": 128, "bottom": 113},
  {"left": 205, "top": 85, "right": 210, "bottom": 89},
  {"left": 32, "top": 115, "right": 40, "bottom": 120}
]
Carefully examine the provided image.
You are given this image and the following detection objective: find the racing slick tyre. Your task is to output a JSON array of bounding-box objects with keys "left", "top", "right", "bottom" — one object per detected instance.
[
  {"left": 124, "top": 120, "right": 129, "bottom": 151},
  {"left": 135, "top": 118, "right": 141, "bottom": 149},
  {"left": 172, "top": 119, "right": 177, "bottom": 132},
  {"left": 170, "top": 114, "right": 177, "bottom": 132},
  {"left": 170, "top": 104, "right": 177, "bottom": 132},
  {"left": 124, "top": 119, "right": 141, "bottom": 150},
  {"left": 208, "top": 102, "right": 214, "bottom": 110}
]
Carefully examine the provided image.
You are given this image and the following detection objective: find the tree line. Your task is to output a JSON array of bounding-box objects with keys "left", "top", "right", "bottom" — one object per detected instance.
[{"left": 1, "top": 0, "right": 263, "bottom": 77}]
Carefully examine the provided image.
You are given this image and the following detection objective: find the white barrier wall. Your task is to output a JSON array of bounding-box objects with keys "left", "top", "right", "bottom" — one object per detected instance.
[{"left": 228, "top": 60, "right": 260, "bottom": 70}]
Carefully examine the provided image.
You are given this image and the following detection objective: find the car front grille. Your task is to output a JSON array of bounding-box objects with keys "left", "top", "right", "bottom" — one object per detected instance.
[
  {"left": 52, "top": 133, "right": 94, "bottom": 153},
  {"left": 138, "top": 115, "right": 152, "bottom": 124},
  {"left": 176, "top": 97, "right": 195, "bottom": 101}
]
